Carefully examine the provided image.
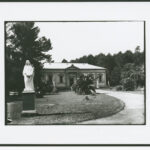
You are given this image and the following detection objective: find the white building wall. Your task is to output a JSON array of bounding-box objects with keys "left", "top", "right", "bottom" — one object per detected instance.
[{"left": 42, "top": 68, "right": 107, "bottom": 88}]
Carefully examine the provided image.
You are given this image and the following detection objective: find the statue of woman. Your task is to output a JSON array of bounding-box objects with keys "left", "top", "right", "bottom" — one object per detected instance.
[{"left": 23, "top": 60, "right": 35, "bottom": 92}]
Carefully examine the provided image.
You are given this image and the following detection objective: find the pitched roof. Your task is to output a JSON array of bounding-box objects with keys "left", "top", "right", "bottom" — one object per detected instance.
[{"left": 43, "top": 63, "right": 106, "bottom": 70}]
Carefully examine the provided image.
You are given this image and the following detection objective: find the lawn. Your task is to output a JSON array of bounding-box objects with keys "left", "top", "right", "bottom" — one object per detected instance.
[{"left": 9, "top": 91, "right": 125, "bottom": 125}]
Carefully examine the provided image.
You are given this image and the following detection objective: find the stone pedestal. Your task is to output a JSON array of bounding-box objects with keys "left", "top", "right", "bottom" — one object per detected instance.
[
  {"left": 22, "top": 91, "right": 36, "bottom": 115},
  {"left": 7, "top": 101, "right": 23, "bottom": 120}
]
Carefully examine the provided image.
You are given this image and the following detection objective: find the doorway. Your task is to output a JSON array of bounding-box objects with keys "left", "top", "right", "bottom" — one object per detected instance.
[{"left": 69, "top": 77, "right": 74, "bottom": 86}]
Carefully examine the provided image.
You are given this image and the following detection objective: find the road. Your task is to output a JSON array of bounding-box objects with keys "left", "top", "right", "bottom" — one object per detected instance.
[{"left": 80, "top": 89, "right": 145, "bottom": 124}]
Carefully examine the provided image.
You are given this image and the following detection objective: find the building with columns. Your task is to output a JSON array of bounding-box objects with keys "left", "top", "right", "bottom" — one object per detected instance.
[{"left": 42, "top": 63, "right": 107, "bottom": 89}]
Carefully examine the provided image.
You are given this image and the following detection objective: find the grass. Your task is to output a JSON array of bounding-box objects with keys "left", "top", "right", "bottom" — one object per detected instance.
[{"left": 9, "top": 91, "right": 125, "bottom": 125}]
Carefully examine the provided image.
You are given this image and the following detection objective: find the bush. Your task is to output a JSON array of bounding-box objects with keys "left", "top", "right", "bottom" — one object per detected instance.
[
  {"left": 35, "top": 81, "right": 54, "bottom": 97},
  {"left": 121, "top": 78, "right": 135, "bottom": 91},
  {"left": 116, "top": 85, "right": 123, "bottom": 91},
  {"left": 75, "top": 74, "right": 96, "bottom": 95},
  {"left": 36, "top": 89, "right": 44, "bottom": 98}
]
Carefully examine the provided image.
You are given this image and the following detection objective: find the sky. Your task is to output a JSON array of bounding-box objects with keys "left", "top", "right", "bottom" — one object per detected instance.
[{"left": 35, "top": 22, "right": 144, "bottom": 62}]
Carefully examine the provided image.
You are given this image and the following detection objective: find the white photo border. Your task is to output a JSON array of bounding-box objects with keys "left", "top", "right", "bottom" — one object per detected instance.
[{"left": 0, "top": 1, "right": 149, "bottom": 145}]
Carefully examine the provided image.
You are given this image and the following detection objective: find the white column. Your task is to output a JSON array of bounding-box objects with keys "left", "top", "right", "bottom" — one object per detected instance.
[{"left": 102, "top": 72, "right": 106, "bottom": 86}]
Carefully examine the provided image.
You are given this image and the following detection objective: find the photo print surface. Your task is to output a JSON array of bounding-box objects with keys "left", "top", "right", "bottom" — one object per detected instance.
[{"left": 5, "top": 21, "right": 145, "bottom": 125}]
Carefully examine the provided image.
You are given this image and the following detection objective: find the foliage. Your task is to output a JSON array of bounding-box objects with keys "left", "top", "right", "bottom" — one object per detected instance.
[
  {"left": 61, "top": 59, "right": 68, "bottom": 63},
  {"left": 122, "top": 50, "right": 134, "bottom": 65},
  {"left": 116, "top": 85, "right": 123, "bottom": 91},
  {"left": 121, "top": 63, "right": 144, "bottom": 88},
  {"left": 121, "top": 78, "right": 136, "bottom": 91},
  {"left": 74, "top": 74, "right": 95, "bottom": 95},
  {"left": 6, "top": 22, "right": 52, "bottom": 97},
  {"left": 110, "top": 67, "right": 121, "bottom": 86},
  {"left": 36, "top": 81, "right": 54, "bottom": 97},
  {"left": 121, "top": 63, "right": 135, "bottom": 79},
  {"left": 70, "top": 46, "right": 145, "bottom": 90}
]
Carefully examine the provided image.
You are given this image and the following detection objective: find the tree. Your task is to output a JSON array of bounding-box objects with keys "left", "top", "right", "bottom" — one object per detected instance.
[
  {"left": 135, "top": 45, "right": 141, "bottom": 53},
  {"left": 130, "top": 65, "right": 145, "bottom": 87},
  {"left": 6, "top": 22, "right": 52, "bottom": 97},
  {"left": 70, "top": 47, "right": 145, "bottom": 89},
  {"left": 114, "top": 51, "right": 124, "bottom": 67},
  {"left": 87, "top": 54, "right": 96, "bottom": 65},
  {"left": 121, "top": 78, "right": 135, "bottom": 91},
  {"left": 121, "top": 63, "right": 135, "bottom": 79},
  {"left": 75, "top": 74, "right": 95, "bottom": 94},
  {"left": 61, "top": 59, "right": 68, "bottom": 63},
  {"left": 110, "top": 67, "right": 121, "bottom": 86},
  {"left": 122, "top": 50, "right": 134, "bottom": 65},
  {"left": 70, "top": 55, "right": 88, "bottom": 63},
  {"left": 95, "top": 53, "right": 106, "bottom": 67},
  {"left": 134, "top": 46, "right": 144, "bottom": 65},
  {"left": 121, "top": 63, "right": 144, "bottom": 89}
]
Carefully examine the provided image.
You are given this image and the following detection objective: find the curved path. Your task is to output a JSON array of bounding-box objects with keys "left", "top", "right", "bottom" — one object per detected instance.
[{"left": 80, "top": 89, "right": 145, "bottom": 124}]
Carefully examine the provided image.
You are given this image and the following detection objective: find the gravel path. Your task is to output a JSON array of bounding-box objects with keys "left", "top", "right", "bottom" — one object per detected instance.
[{"left": 80, "top": 89, "right": 145, "bottom": 124}]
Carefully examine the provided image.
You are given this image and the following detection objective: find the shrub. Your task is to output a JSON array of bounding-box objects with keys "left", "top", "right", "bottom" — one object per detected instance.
[
  {"left": 116, "top": 85, "right": 123, "bottom": 91},
  {"left": 35, "top": 81, "right": 54, "bottom": 97},
  {"left": 121, "top": 78, "right": 135, "bottom": 91},
  {"left": 75, "top": 74, "right": 96, "bottom": 95}
]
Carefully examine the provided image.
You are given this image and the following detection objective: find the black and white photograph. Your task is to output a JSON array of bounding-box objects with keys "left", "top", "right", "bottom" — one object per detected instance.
[
  {"left": 1, "top": 0, "right": 150, "bottom": 146},
  {"left": 5, "top": 21, "right": 145, "bottom": 125}
]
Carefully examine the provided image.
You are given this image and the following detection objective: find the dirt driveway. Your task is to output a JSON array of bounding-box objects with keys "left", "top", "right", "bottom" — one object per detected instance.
[{"left": 80, "top": 89, "right": 145, "bottom": 124}]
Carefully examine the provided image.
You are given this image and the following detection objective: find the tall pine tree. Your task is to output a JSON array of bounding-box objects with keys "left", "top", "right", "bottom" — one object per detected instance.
[{"left": 6, "top": 22, "right": 52, "bottom": 97}]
